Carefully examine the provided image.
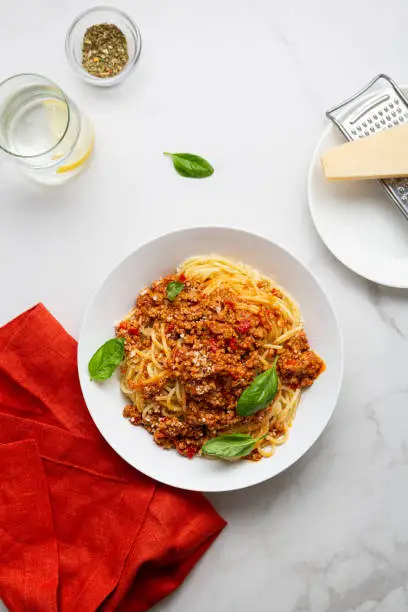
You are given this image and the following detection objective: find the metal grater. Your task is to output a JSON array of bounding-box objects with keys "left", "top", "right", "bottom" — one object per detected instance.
[{"left": 326, "top": 73, "right": 408, "bottom": 221}]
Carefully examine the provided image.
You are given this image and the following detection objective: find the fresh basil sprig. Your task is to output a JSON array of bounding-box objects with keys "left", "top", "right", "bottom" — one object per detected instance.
[
  {"left": 164, "top": 152, "right": 214, "bottom": 178},
  {"left": 237, "top": 358, "right": 279, "bottom": 416},
  {"left": 166, "top": 281, "right": 185, "bottom": 301},
  {"left": 88, "top": 337, "right": 125, "bottom": 381},
  {"left": 201, "top": 433, "right": 266, "bottom": 459}
]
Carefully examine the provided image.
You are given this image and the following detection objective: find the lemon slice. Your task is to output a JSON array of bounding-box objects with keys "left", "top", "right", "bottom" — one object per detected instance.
[
  {"left": 42, "top": 99, "right": 94, "bottom": 175},
  {"left": 43, "top": 99, "right": 68, "bottom": 141},
  {"left": 56, "top": 137, "right": 94, "bottom": 174}
]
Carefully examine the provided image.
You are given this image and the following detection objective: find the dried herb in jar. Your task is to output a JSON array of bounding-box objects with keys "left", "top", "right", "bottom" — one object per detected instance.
[{"left": 82, "top": 23, "right": 129, "bottom": 78}]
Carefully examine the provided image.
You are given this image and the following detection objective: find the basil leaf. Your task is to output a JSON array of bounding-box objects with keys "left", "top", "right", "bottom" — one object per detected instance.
[
  {"left": 202, "top": 433, "right": 265, "bottom": 459},
  {"left": 164, "top": 152, "right": 214, "bottom": 178},
  {"left": 88, "top": 337, "right": 125, "bottom": 381},
  {"left": 237, "top": 358, "right": 279, "bottom": 416},
  {"left": 167, "top": 281, "right": 185, "bottom": 301}
]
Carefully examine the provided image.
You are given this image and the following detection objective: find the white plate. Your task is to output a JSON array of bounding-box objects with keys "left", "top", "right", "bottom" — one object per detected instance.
[
  {"left": 308, "top": 110, "right": 408, "bottom": 288},
  {"left": 78, "top": 227, "right": 343, "bottom": 492}
]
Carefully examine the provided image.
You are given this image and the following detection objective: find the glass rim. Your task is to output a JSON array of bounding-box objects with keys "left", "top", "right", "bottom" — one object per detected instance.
[{"left": 0, "top": 73, "right": 72, "bottom": 159}]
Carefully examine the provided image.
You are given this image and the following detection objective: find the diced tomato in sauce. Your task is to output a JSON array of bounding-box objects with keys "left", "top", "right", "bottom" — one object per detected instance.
[
  {"left": 208, "top": 338, "right": 218, "bottom": 353},
  {"left": 228, "top": 337, "right": 238, "bottom": 350},
  {"left": 236, "top": 319, "right": 251, "bottom": 334},
  {"left": 128, "top": 327, "right": 139, "bottom": 336}
]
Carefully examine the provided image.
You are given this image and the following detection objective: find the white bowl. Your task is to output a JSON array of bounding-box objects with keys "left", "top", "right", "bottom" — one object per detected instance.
[{"left": 78, "top": 227, "right": 343, "bottom": 492}]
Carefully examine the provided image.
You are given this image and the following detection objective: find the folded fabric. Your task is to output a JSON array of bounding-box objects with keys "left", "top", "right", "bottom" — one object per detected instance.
[{"left": 0, "top": 305, "right": 226, "bottom": 611}]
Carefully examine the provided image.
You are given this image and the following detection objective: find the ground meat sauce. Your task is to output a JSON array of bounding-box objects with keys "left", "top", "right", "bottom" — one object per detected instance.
[
  {"left": 118, "top": 274, "right": 324, "bottom": 459},
  {"left": 277, "top": 331, "right": 325, "bottom": 389}
]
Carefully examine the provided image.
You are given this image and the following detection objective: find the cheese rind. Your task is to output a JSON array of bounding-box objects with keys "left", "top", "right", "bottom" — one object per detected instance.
[{"left": 321, "top": 122, "right": 408, "bottom": 180}]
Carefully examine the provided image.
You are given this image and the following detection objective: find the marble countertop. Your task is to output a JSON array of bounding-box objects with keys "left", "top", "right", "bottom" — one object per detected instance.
[{"left": 1, "top": 1, "right": 407, "bottom": 610}]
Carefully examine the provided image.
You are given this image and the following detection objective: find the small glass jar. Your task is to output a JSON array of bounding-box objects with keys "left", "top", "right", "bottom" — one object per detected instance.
[{"left": 65, "top": 6, "right": 142, "bottom": 87}]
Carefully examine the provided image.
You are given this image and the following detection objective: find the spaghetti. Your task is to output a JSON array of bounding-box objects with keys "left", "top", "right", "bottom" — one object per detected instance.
[{"left": 116, "top": 255, "right": 324, "bottom": 461}]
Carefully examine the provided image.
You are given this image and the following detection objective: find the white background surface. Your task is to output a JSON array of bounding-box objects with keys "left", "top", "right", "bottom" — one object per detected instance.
[{"left": 0, "top": 1, "right": 407, "bottom": 611}]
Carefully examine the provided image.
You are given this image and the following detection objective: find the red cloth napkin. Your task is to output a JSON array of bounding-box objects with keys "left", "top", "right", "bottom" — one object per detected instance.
[{"left": 0, "top": 304, "right": 226, "bottom": 612}]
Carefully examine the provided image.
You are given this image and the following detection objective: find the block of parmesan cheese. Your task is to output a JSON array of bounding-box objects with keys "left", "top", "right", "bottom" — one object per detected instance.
[{"left": 321, "top": 122, "right": 408, "bottom": 180}]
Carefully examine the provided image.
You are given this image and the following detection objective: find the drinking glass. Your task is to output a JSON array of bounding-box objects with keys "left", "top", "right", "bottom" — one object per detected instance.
[{"left": 0, "top": 73, "right": 94, "bottom": 184}]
